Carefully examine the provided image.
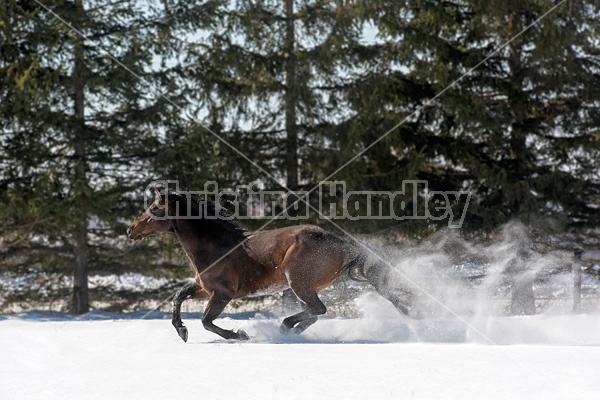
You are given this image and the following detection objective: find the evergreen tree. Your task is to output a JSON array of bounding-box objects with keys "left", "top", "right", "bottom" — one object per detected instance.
[
  {"left": 348, "top": 0, "right": 600, "bottom": 233},
  {"left": 159, "top": 1, "right": 367, "bottom": 211},
  {"left": 0, "top": 0, "right": 174, "bottom": 312}
]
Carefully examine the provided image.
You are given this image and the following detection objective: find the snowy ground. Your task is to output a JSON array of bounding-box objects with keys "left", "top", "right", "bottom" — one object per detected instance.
[{"left": 1, "top": 293, "right": 599, "bottom": 400}]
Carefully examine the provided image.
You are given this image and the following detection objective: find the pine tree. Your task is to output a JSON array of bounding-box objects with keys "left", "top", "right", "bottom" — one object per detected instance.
[
  {"left": 349, "top": 0, "right": 600, "bottom": 233},
  {"left": 158, "top": 1, "right": 367, "bottom": 212},
  {"left": 0, "top": 0, "right": 174, "bottom": 312}
]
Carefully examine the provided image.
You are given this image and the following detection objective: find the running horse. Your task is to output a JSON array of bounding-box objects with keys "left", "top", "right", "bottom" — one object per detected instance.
[{"left": 127, "top": 189, "right": 411, "bottom": 341}]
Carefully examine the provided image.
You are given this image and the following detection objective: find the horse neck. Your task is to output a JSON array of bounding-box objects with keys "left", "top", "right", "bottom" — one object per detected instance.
[{"left": 173, "top": 217, "right": 243, "bottom": 270}]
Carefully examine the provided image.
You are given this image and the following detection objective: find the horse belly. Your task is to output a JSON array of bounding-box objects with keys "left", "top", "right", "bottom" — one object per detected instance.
[
  {"left": 242, "top": 282, "right": 289, "bottom": 299},
  {"left": 236, "top": 271, "right": 289, "bottom": 299}
]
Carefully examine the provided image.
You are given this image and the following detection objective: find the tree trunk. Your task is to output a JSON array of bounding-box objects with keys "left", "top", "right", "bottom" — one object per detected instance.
[
  {"left": 282, "top": 0, "right": 300, "bottom": 311},
  {"left": 507, "top": 12, "right": 527, "bottom": 179},
  {"left": 510, "top": 278, "right": 536, "bottom": 315},
  {"left": 284, "top": 0, "right": 298, "bottom": 195},
  {"left": 508, "top": 257, "right": 536, "bottom": 316},
  {"left": 72, "top": 220, "right": 89, "bottom": 314},
  {"left": 71, "top": 0, "right": 89, "bottom": 314},
  {"left": 573, "top": 250, "right": 583, "bottom": 313}
]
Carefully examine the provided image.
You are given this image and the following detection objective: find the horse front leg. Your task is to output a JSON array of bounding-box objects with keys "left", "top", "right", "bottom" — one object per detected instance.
[
  {"left": 202, "top": 292, "right": 250, "bottom": 341},
  {"left": 172, "top": 283, "right": 208, "bottom": 342}
]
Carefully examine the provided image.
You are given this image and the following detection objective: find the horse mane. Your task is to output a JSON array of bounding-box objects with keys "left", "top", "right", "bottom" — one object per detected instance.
[{"left": 167, "top": 192, "right": 247, "bottom": 242}]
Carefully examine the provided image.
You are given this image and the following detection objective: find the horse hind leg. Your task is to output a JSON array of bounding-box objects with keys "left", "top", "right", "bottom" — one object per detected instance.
[
  {"left": 365, "top": 261, "right": 413, "bottom": 316},
  {"left": 291, "top": 316, "right": 318, "bottom": 334},
  {"left": 280, "top": 291, "right": 326, "bottom": 335}
]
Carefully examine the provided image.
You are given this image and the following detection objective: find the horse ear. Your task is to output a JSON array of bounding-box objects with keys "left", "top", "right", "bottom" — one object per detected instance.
[{"left": 154, "top": 187, "right": 164, "bottom": 203}]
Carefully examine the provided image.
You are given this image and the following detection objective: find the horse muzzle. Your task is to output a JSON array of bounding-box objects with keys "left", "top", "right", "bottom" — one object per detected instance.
[{"left": 126, "top": 226, "right": 142, "bottom": 241}]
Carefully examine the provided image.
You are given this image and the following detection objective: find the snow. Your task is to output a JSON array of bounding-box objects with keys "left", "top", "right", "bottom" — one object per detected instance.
[{"left": 1, "top": 293, "right": 599, "bottom": 400}]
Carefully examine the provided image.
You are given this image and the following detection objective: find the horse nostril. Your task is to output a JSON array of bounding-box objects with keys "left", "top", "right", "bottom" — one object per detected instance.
[{"left": 126, "top": 227, "right": 132, "bottom": 236}]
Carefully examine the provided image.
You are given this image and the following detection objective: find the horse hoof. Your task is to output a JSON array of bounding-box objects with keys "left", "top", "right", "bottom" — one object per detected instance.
[
  {"left": 177, "top": 326, "right": 188, "bottom": 342},
  {"left": 237, "top": 329, "right": 250, "bottom": 341}
]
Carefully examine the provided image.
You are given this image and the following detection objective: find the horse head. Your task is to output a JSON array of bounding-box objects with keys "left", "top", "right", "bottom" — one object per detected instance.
[{"left": 127, "top": 188, "right": 174, "bottom": 241}]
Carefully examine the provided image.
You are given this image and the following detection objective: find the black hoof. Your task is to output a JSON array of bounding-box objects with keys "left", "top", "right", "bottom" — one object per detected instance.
[
  {"left": 177, "top": 326, "right": 188, "bottom": 342},
  {"left": 237, "top": 329, "right": 250, "bottom": 341}
]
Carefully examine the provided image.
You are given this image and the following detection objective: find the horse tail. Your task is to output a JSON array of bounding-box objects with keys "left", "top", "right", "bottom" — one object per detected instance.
[{"left": 344, "top": 252, "right": 369, "bottom": 282}]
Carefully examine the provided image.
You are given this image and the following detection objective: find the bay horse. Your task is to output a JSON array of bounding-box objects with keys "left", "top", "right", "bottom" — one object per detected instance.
[{"left": 127, "top": 189, "right": 411, "bottom": 341}]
